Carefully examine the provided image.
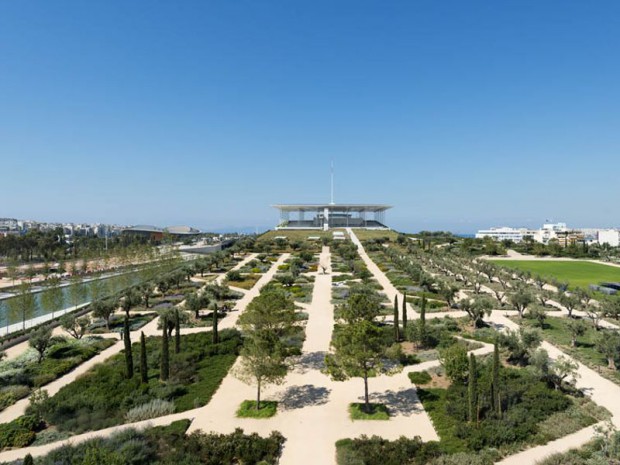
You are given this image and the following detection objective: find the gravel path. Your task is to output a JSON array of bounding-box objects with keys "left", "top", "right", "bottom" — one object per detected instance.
[{"left": 4, "top": 242, "right": 620, "bottom": 465}]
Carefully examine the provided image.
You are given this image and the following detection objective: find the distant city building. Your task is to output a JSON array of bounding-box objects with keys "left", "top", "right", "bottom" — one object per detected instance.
[
  {"left": 122, "top": 225, "right": 200, "bottom": 241},
  {"left": 532, "top": 223, "right": 568, "bottom": 244},
  {"left": 476, "top": 222, "right": 585, "bottom": 246},
  {"left": 166, "top": 225, "right": 201, "bottom": 235},
  {"left": 0, "top": 218, "right": 19, "bottom": 236},
  {"left": 598, "top": 229, "right": 620, "bottom": 247},
  {"left": 475, "top": 227, "right": 534, "bottom": 243},
  {"left": 0, "top": 218, "right": 145, "bottom": 240}
]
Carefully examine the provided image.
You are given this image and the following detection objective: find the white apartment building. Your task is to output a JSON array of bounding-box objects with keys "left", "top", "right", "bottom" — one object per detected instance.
[
  {"left": 598, "top": 229, "right": 620, "bottom": 247},
  {"left": 476, "top": 222, "right": 569, "bottom": 244},
  {"left": 475, "top": 227, "right": 535, "bottom": 243},
  {"left": 532, "top": 223, "right": 568, "bottom": 244}
]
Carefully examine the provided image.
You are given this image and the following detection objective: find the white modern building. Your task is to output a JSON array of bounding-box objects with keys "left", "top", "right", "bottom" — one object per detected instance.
[
  {"left": 532, "top": 223, "right": 568, "bottom": 244},
  {"left": 598, "top": 229, "right": 620, "bottom": 247},
  {"left": 475, "top": 227, "right": 535, "bottom": 243},
  {"left": 476, "top": 222, "right": 572, "bottom": 244},
  {"left": 273, "top": 204, "right": 391, "bottom": 231}
]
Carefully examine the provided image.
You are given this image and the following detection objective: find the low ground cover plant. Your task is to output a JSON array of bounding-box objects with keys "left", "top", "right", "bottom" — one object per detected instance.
[
  {"left": 349, "top": 403, "right": 389, "bottom": 420},
  {"left": 2, "top": 420, "right": 286, "bottom": 465},
  {"left": 417, "top": 350, "right": 603, "bottom": 457},
  {"left": 0, "top": 336, "right": 115, "bottom": 411},
  {"left": 236, "top": 400, "right": 278, "bottom": 419},
  {"left": 336, "top": 435, "right": 444, "bottom": 465},
  {"left": 408, "top": 371, "right": 432, "bottom": 385},
  {"left": 27, "top": 330, "right": 241, "bottom": 434},
  {"left": 88, "top": 313, "right": 156, "bottom": 334}
]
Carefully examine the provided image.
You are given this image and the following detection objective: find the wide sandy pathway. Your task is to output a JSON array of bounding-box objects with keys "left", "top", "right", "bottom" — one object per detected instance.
[
  {"left": 187, "top": 246, "right": 439, "bottom": 465},
  {"left": 347, "top": 229, "right": 420, "bottom": 323}
]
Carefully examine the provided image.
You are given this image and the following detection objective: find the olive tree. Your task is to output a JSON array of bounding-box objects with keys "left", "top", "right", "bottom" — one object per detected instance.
[
  {"left": 29, "top": 326, "right": 53, "bottom": 363},
  {"left": 597, "top": 331, "right": 620, "bottom": 371},
  {"left": 459, "top": 295, "right": 493, "bottom": 328},
  {"left": 509, "top": 285, "right": 534, "bottom": 318},
  {"left": 60, "top": 314, "right": 89, "bottom": 339}
]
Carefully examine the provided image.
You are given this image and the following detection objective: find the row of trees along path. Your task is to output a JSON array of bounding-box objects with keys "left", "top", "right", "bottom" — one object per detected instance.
[
  {"left": 0, "top": 253, "right": 260, "bottom": 462},
  {"left": 2, "top": 240, "right": 503, "bottom": 465},
  {"left": 424, "top": 254, "right": 620, "bottom": 463},
  {"left": 187, "top": 245, "right": 439, "bottom": 465},
  {"left": 352, "top": 231, "right": 620, "bottom": 464},
  {"left": 12, "top": 235, "right": 620, "bottom": 465}
]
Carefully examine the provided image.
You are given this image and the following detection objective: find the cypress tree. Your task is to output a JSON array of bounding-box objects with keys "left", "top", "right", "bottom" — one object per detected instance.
[
  {"left": 492, "top": 338, "right": 501, "bottom": 417},
  {"left": 402, "top": 292, "right": 408, "bottom": 332},
  {"left": 140, "top": 331, "right": 148, "bottom": 383},
  {"left": 174, "top": 309, "right": 181, "bottom": 354},
  {"left": 160, "top": 317, "right": 169, "bottom": 381},
  {"left": 419, "top": 295, "right": 427, "bottom": 347},
  {"left": 24, "top": 454, "right": 34, "bottom": 465},
  {"left": 212, "top": 306, "right": 219, "bottom": 344},
  {"left": 123, "top": 315, "right": 133, "bottom": 379},
  {"left": 393, "top": 295, "right": 400, "bottom": 342},
  {"left": 468, "top": 353, "right": 477, "bottom": 423}
]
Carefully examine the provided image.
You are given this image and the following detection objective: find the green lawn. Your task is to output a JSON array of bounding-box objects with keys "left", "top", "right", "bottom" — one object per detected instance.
[
  {"left": 353, "top": 229, "right": 399, "bottom": 241},
  {"left": 349, "top": 403, "right": 390, "bottom": 420},
  {"left": 490, "top": 260, "right": 620, "bottom": 288},
  {"left": 257, "top": 230, "right": 331, "bottom": 243},
  {"left": 236, "top": 400, "right": 278, "bottom": 418}
]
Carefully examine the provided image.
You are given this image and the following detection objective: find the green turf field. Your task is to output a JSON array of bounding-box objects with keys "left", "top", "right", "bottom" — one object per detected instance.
[
  {"left": 257, "top": 229, "right": 398, "bottom": 243},
  {"left": 257, "top": 229, "right": 332, "bottom": 243},
  {"left": 350, "top": 229, "right": 398, "bottom": 241},
  {"left": 489, "top": 259, "right": 620, "bottom": 288}
]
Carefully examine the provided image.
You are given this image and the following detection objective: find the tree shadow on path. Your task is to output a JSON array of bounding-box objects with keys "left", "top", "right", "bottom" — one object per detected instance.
[
  {"left": 368, "top": 389, "right": 424, "bottom": 416},
  {"left": 278, "top": 384, "right": 331, "bottom": 410},
  {"left": 292, "top": 351, "right": 326, "bottom": 373}
]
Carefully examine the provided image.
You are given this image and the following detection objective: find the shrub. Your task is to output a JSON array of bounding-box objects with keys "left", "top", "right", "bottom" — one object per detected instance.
[
  {"left": 32, "top": 330, "right": 242, "bottom": 433},
  {"left": 336, "top": 435, "right": 442, "bottom": 465},
  {"left": 125, "top": 399, "right": 175, "bottom": 423},
  {"left": 0, "top": 385, "right": 29, "bottom": 410},
  {"left": 419, "top": 367, "right": 575, "bottom": 453},
  {"left": 31, "top": 429, "right": 72, "bottom": 446},
  {"left": 0, "top": 415, "right": 39, "bottom": 449},
  {"left": 427, "top": 451, "right": 496, "bottom": 465},
  {"left": 0, "top": 337, "right": 114, "bottom": 409},
  {"left": 408, "top": 371, "right": 432, "bottom": 385},
  {"left": 226, "top": 270, "right": 243, "bottom": 282}
]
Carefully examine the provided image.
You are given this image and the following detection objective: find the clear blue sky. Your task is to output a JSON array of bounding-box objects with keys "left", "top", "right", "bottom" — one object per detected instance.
[{"left": 1, "top": 1, "right": 619, "bottom": 233}]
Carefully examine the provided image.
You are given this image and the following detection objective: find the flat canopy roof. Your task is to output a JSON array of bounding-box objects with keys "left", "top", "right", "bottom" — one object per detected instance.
[{"left": 272, "top": 204, "right": 392, "bottom": 213}]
